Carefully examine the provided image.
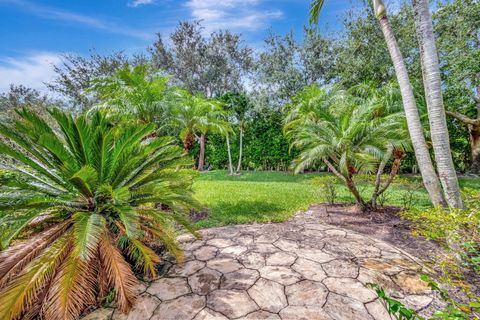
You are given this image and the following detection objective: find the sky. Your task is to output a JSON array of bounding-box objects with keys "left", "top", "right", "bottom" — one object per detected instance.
[{"left": 0, "top": 0, "right": 365, "bottom": 93}]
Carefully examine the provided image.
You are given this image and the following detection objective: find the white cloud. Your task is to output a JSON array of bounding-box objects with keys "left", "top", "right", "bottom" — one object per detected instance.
[
  {"left": 0, "top": 53, "right": 62, "bottom": 93},
  {"left": 0, "top": 0, "right": 152, "bottom": 39},
  {"left": 128, "top": 0, "right": 155, "bottom": 7},
  {"left": 186, "top": 0, "right": 283, "bottom": 33}
]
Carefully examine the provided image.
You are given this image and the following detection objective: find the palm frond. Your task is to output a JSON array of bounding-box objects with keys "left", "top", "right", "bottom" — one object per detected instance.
[
  {"left": 0, "top": 232, "right": 72, "bottom": 320},
  {"left": 98, "top": 231, "right": 138, "bottom": 313}
]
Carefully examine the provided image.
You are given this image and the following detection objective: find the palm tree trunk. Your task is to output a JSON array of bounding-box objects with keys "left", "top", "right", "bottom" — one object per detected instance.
[
  {"left": 236, "top": 126, "right": 244, "bottom": 173},
  {"left": 198, "top": 134, "right": 206, "bottom": 171},
  {"left": 371, "top": 150, "right": 404, "bottom": 209},
  {"left": 373, "top": 0, "right": 446, "bottom": 207},
  {"left": 323, "top": 158, "right": 366, "bottom": 210},
  {"left": 371, "top": 146, "right": 393, "bottom": 208},
  {"left": 413, "top": 0, "right": 463, "bottom": 208},
  {"left": 226, "top": 134, "right": 234, "bottom": 175}
]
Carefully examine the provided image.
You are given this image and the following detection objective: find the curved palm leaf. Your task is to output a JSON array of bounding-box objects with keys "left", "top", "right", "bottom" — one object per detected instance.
[{"left": 0, "top": 108, "right": 199, "bottom": 319}]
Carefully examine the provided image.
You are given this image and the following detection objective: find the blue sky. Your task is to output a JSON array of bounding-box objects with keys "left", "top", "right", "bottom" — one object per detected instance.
[{"left": 0, "top": 0, "right": 365, "bottom": 92}]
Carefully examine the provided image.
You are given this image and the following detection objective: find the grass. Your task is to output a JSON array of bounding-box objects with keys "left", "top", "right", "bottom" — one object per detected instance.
[{"left": 193, "top": 170, "right": 480, "bottom": 228}]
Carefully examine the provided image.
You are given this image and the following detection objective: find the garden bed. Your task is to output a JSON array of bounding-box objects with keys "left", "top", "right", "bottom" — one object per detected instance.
[{"left": 310, "top": 204, "right": 479, "bottom": 298}]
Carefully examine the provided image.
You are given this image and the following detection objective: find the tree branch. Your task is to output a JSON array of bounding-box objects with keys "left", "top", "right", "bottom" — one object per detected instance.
[{"left": 446, "top": 111, "right": 480, "bottom": 126}]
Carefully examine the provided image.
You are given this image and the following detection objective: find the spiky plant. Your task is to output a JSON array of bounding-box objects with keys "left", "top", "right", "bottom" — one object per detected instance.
[
  {"left": 284, "top": 84, "right": 409, "bottom": 209},
  {"left": 0, "top": 108, "right": 199, "bottom": 320}
]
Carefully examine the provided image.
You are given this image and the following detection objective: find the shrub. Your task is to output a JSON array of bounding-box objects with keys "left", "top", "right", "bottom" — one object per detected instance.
[{"left": 0, "top": 108, "right": 199, "bottom": 319}]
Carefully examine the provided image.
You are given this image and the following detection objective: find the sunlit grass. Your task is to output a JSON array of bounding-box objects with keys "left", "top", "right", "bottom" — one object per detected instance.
[{"left": 193, "top": 170, "right": 480, "bottom": 228}]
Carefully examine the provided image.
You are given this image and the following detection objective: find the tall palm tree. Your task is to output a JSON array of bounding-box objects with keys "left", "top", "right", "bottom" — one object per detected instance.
[
  {"left": 309, "top": 0, "right": 446, "bottom": 207},
  {"left": 221, "top": 92, "right": 252, "bottom": 175},
  {"left": 169, "top": 92, "right": 230, "bottom": 171},
  {"left": 0, "top": 108, "right": 199, "bottom": 320},
  {"left": 412, "top": 0, "right": 463, "bottom": 208},
  {"left": 284, "top": 84, "right": 409, "bottom": 210}
]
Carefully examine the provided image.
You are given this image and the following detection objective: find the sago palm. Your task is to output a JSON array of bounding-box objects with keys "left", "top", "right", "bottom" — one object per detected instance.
[
  {"left": 0, "top": 108, "right": 199, "bottom": 320},
  {"left": 284, "top": 84, "right": 409, "bottom": 209}
]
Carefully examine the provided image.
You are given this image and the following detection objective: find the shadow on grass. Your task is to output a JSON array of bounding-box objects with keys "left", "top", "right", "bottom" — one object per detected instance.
[{"left": 196, "top": 199, "right": 287, "bottom": 228}]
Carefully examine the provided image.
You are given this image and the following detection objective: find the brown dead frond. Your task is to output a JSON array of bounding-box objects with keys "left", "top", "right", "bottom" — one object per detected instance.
[
  {"left": 99, "top": 231, "right": 138, "bottom": 313},
  {"left": 0, "top": 221, "right": 71, "bottom": 287}
]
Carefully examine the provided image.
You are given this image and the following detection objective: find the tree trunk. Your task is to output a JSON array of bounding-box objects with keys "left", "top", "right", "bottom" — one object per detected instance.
[
  {"left": 413, "top": 0, "right": 463, "bottom": 208},
  {"left": 373, "top": 0, "right": 446, "bottom": 207},
  {"left": 323, "top": 158, "right": 366, "bottom": 210},
  {"left": 469, "top": 124, "right": 480, "bottom": 174},
  {"left": 236, "top": 125, "right": 244, "bottom": 174},
  {"left": 371, "top": 150, "right": 404, "bottom": 209},
  {"left": 226, "top": 134, "right": 234, "bottom": 175},
  {"left": 371, "top": 146, "right": 393, "bottom": 208},
  {"left": 198, "top": 133, "right": 206, "bottom": 171},
  {"left": 445, "top": 111, "right": 480, "bottom": 174}
]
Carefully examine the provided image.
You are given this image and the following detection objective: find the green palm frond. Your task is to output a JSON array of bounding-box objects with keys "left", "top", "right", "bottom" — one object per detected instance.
[
  {"left": 0, "top": 108, "right": 198, "bottom": 319},
  {"left": 309, "top": 0, "right": 325, "bottom": 24}
]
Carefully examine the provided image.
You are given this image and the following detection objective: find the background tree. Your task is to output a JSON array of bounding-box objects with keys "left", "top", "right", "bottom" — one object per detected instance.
[
  {"left": 150, "top": 21, "right": 253, "bottom": 98},
  {"left": 0, "top": 85, "right": 64, "bottom": 119},
  {"left": 253, "top": 29, "right": 335, "bottom": 107},
  {"left": 220, "top": 92, "right": 253, "bottom": 174},
  {"left": 47, "top": 51, "right": 146, "bottom": 110},
  {"left": 168, "top": 93, "right": 230, "bottom": 171}
]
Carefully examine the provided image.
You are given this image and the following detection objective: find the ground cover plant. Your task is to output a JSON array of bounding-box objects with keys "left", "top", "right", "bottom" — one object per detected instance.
[{"left": 0, "top": 109, "right": 199, "bottom": 320}]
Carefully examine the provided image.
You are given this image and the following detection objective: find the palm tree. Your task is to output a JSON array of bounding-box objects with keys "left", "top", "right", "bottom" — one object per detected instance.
[
  {"left": 220, "top": 92, "right": 252, "bottom": 175},
  {"left": 169, "top": 92, "right": 230, "bottom": 171},
  {"left": 0, "top": 108, "right": 199, "bottom": 320},
  {"left": 90, "top": 64, "right": 175, "bottom": 126},
  {"left": 284, "top": 84, "right": 409, "bottom": 210},
  {"left": 412, "top": 0, "right": 463, "bottom": 208},
  {"left": 309, "top": 0, "right": 446, "bottom": 207}
]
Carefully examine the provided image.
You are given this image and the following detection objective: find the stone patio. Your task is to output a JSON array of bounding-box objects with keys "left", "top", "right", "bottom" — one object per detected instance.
[{"left": 83, "top": 206, "right": 441, "bottom": 320}]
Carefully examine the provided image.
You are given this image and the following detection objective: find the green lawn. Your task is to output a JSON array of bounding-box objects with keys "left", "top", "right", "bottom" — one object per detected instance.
[{"left": 193, "top": 170, "right": 480, "bottom": 228}]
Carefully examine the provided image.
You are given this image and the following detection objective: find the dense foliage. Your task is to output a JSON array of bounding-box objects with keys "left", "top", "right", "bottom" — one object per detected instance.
[{"left": 0, "top": 109, "right": 199, "bottom": 319}]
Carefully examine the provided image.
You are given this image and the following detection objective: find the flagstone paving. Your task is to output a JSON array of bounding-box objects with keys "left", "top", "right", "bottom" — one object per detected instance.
[{"left": 83, "top": 207, "right": 442, "bottom": 320}]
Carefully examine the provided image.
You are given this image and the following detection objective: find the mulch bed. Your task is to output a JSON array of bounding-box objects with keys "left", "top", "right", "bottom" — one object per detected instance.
[{"left": 310, "top": 203, "right": 479, "bottom": 298}]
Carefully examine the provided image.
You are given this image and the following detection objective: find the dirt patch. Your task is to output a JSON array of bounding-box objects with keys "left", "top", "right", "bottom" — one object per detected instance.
[
  {"left": 311, "top": 204, "right": 440, "bottom": 259},
  {"left": 309, "top": 204, "right": 479, "bottom": 298}
]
